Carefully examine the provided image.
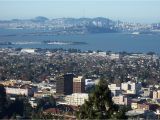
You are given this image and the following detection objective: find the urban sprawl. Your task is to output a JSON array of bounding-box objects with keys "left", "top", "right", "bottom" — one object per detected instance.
[
  {"left": 0, "top": 17, "right": 160, "bottom": 34},
  {"left": 1, "top": 48, "right": 160, "bottom": 119}
]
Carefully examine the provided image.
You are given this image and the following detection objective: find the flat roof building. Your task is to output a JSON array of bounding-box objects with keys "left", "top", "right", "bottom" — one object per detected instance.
[
  {"left": 56, "top": 73, "right": 74, "bottom": 95},
  {"left": 65, "top": 93, "right": 88, "bottom": 106},
  {"left": 73, "top": 76, "right": 85, "bottom": 93}
]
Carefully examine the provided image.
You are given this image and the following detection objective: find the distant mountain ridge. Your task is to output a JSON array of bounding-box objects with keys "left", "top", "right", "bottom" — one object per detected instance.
[{"left": 0, "top": 16, "right": 159, "bottom": 34}]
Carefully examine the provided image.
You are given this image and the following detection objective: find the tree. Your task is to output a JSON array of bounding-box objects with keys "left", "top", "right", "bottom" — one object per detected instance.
[
  {"left": 12, "top": 96, "right": 24, "bottom": 116},
  {"left": 113, "top": 105, "right": 129, "bottom": 119},
  {"left": 36, "top": 96, "right": 56, "bottom": 111},
  {"left": 76, "top": 79, "right": 127, "bottom": 119},
  {"left": 23, "top": 97, "right": 33, "bottom": 119},
  {"left": 0, "top": 84, "right": 7, "bottom": 118},
  {"left": 32, "top": 96, "right": 58, "bottom": 119}
]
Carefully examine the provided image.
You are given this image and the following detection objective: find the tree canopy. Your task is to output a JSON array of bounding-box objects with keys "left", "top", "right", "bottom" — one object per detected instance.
[
  {"left": 0, "top": 84, "right": 7, "bottom": 118},
  {"left": 77, "top": 79, "right": 127, "bottom": 119}
]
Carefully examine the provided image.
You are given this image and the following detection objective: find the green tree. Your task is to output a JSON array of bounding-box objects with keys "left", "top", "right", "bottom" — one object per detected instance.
[
  {"left": 36, "top": 96, "right": 56, "bottom": 111},
  {"left": 12, "top": 96, "right": 24, "bottom": 116},
  {"left": 32, "top": 96, "right": 58, "bottom": 119},
  {"left": 77, "top": 79, "right": 127, "bottom": 119},
  {"left": 0, "top": 84, "right": 7, "bottom": 118},
  {"left": 23, "top": 97, "right": 33, "bottom": 119},
  {"left": 113, "top": 105, "right": 129, "bottom": 119}
]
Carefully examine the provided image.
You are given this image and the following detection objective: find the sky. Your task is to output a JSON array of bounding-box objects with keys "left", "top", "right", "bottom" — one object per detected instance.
[{"left": 0, "top": 0, "right": 160, "bottom": 23}]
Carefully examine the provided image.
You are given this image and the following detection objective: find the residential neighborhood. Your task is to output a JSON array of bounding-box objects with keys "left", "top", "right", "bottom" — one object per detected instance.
[{"left": 0, "top": 48, "right": 160, "bottom": 119}]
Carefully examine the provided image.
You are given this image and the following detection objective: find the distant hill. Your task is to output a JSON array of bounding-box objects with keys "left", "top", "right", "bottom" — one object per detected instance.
[
  {"left": 31, "top": 16, "right": 49, "bottom": 22},
  {"left": 0, "top": 16, "right": 159, "bottom": 34}
]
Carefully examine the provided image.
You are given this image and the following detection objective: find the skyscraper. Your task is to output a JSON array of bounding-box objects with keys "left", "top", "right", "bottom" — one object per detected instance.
[{"left": 56, "top": 73, "right": 74, "bottom": 95}]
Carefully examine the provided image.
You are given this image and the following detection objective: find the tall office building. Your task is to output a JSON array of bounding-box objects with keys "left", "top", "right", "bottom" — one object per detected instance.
[
  {"left": 56, "top": 73, "right": 74, "bottom": 95},
  {"left": 73, "top": 76, "right": 85, "bottom": 93}
]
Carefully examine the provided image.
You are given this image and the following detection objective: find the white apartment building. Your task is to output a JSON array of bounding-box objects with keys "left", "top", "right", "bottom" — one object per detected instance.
[
  {"left": 121, "top": 81, "right": 141, "bottom": 94},
  {"left": 65, "top": 93, "right": 88, "bottom": 106}
]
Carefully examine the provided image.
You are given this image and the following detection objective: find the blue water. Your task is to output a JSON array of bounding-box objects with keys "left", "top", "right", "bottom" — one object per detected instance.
[{"left": 0, "top": 29, "right": 160, "bottom": 53}]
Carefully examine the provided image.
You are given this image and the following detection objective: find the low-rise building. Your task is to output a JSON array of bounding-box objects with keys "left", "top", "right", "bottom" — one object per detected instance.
[
  {"left": 108, "top": 84, "right": 121, "bottom": 96},
  {"left": 34, "top": 91, "right": 52, "bottom": 98},
  {"left": 65, "top": 93, "right": 88, "bottom": 106},
  {"left": 131, "top": 99, "right": 146, "bottom": 109},
  {"left": 137, "top": 103, "right": 158, "bottom": 111},
  {"left": 131, "top": 102, "right": 138, "bottom": 109},
  {"left": 153, "top": 90, "right": 160, "bottom": 99},
  {"left": 5, "top": 85, "right": 37, "bottom": 96},
  {"left": 110, "top": 53, "right": 121, "bottom": 60},
  {"left": 21, "top": 48, "right": 36, "bottom": 54},
  {"left": 142, "top": 87, "right": 151, "bottom": 97},
  {"left": 112, "top": 95, "right": 128, "bottom": 105},
  {"left": 121, "top": 81, "right": 141, "bottom": 94}
]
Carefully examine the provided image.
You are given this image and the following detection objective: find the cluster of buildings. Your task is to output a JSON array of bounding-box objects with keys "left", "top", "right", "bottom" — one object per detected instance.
[
  {"left": 108, "top": 81, "right": 141, "bottom": 106},
  {"left": 56, "top": 74, "right": 88, "bottom": 106},
  {"left": 1, "top": 48, "right": 160, "bottom": 119},
  {"left": 0, "top": 74, "right": 89, "bottom": 107},
  {"left": 0, "top": 17, "right": 159, "bottom": 33},
  {"left": 2, "top": 73, "right": 160, "bottom": 119},
  {"left": 108, "top": 81, "right": 160, "bottom": 119},
  {"left": 0, "top": 80, "right": 37, "bottom": 96}
]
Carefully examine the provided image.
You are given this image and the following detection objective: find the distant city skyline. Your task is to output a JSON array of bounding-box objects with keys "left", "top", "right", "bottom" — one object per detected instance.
[{"left": 0, "top": 0, "right": 160, "bottom": 23}]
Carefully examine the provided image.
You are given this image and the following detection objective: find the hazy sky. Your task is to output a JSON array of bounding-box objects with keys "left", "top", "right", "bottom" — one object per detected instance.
[{"left": 0, "top": 0, "right": 160, "bottom": 23}]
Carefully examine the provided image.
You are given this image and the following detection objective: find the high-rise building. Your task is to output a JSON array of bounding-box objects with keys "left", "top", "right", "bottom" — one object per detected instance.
[
  {"left": 56, "top": 73, "right": 74, "bottom": 95},
  {"left": 73, "top": 76, "right": 85, "bottom": 93}
]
